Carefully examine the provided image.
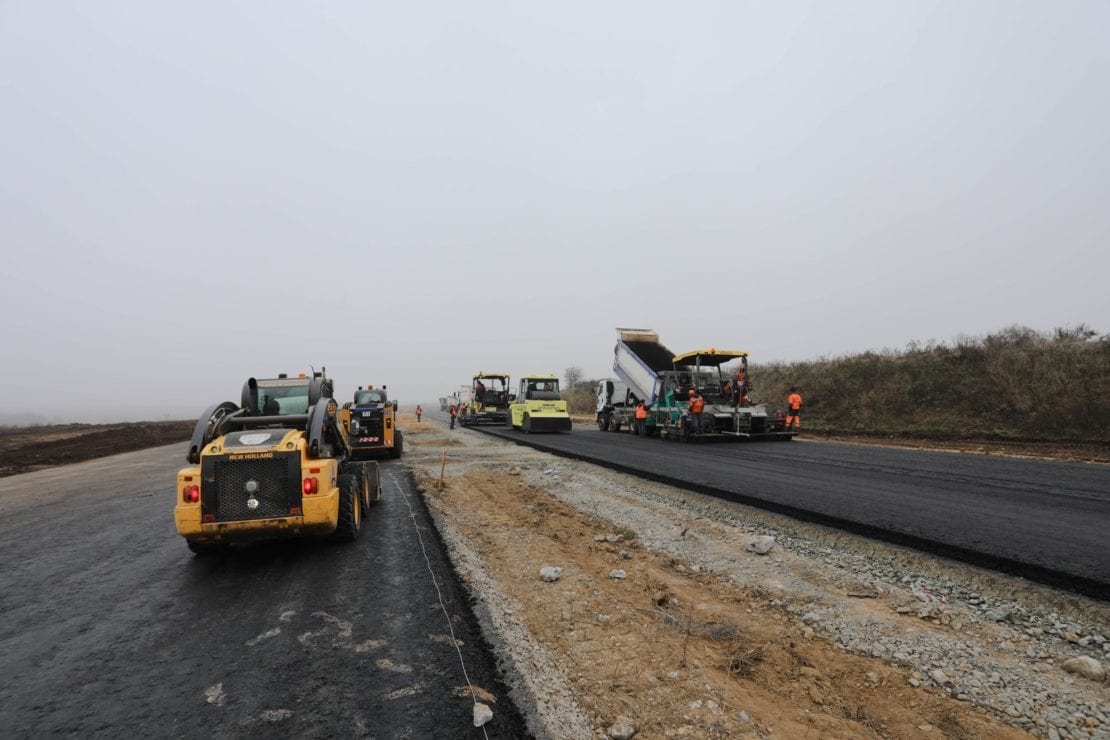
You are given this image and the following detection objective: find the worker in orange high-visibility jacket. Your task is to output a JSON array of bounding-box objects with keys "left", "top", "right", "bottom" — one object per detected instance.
[
  {"left": 415, "top": 405, "right": 423, "bottom": 422},
  {"left": 785, "top": 386, "right": 803, "bottom": 432},
  {"left": 633, "top": 399, "right": 648, "bottom": 437},
  {"left": 688, "top": 389, "right": 706, "bottom": 433}
]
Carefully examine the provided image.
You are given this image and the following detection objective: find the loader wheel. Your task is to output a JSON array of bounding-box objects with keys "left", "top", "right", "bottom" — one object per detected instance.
[
  {"left": 389, "top": 430, "right": 404, "bottom": 459},
  {"left": 597, "top": 414, "right": 608, "bottom": 431},
  {"left": 187, "top": 540, "right": 227, "bottom": 556},
  {"left": 363, "top": 461, "right": 381, "bottom": 504},
  {"left": 523, "top": 414, "right": 532, "bottom": 433},
  {"left": 334, "top": 473, "right": 361, "bottom": 541}
]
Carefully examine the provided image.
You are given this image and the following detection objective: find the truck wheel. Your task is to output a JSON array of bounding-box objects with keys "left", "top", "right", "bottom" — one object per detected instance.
[
  {"left": 523, "top": 414, "right": 532, "bottom": 433},
  {"left": 607, "top": 416, "right": 621, "bottom": 433},
  {"left": 389, "top": 430, "right": 404, "bottom": 459},
  {"left": 597, "top": 414, "right": 608, "bottom": 431},
  {"left": 334, "top": 474, "right": 361, "bottom": 541}
]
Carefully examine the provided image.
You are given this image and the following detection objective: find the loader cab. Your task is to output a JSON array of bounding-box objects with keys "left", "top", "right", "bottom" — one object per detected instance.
[
  {"left": 353, "top": 387, "right": 388, "bottom": 408},
  {"left": 251, "top": 377, "right": 313, "bottom": 416}
]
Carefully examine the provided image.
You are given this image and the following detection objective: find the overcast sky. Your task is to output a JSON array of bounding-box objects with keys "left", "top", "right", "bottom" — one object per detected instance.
[{"left": 2, "top": 1, "right": 1107, "bottom": 423}]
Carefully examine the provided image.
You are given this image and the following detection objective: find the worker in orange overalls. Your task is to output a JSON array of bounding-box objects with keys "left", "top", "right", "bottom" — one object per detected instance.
[
  {"left": 633, "top": 399, "right": 648, "bottom": 437},
  {"left": 687, "top": 389, "right": 706, "bottom": 434},
  {"left": 785, "top": 386, "right": 803, "bottom": 432}
]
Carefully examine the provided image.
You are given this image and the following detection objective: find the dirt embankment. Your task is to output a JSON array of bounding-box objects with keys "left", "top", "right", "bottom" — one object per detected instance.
[
  {"left": 403, "top": 418, "right": 1110, "bottom": 739},
  {"left": 0, "top": 421, "right": 194, "bottom": 478}
]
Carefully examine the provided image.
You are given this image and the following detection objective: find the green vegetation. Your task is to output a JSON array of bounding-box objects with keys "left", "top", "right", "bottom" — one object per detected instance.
[
  {"left": 749, "top": 325, "right": 1109, "bottom": 442},
  {"left": 615, "top": 526, "right": 638, "bottom": 541}
]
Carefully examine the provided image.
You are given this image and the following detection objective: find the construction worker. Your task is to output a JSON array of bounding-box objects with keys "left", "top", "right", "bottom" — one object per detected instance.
[
  {"left": 415, "top": 404, "right": 423, "bottom": 423},
  {"left": 633, "top": 399, "right": 648, "bottom": 437},
  {"left": 785, "top": 386, "right": 803, "bottom": 432},
  {"left": 688, "top": 389, "right": 706, "bottom": 433},
  {"left": 736, "top": 366, "right": 750, "bottom": 405},
  {"left": 449, "top": 404, "right": 457, "bottom": 429},
  {"left": 474, "top": 379, "right": 486, "bottom": 403}
]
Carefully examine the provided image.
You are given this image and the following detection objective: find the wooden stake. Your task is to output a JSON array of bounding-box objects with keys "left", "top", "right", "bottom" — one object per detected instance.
[{"left": 438, "top": 450, "right": 447, "bottom": 488}]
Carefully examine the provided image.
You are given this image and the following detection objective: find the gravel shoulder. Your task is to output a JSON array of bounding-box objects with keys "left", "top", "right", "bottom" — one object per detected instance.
[{"left": 403, "top": 416, "right": 1109, "bottom": 739}]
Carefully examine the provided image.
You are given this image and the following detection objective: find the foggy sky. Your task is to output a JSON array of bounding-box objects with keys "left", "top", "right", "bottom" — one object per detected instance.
[{"left": 2, "top": 1, "right": 1108, "bottom": 423}]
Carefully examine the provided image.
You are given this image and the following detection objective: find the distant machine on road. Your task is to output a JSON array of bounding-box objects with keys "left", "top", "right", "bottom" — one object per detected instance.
[
  {"left": 508, "top": 373, "right": 572, "bottom": 433},
  {"left": 345, "top": 385, "right": 403, "bottom": 459},
  {"left": 460, "top": 372, "right": 511, "bottom": 426},
  {"left": 600, "top": 328, "right": 793, "bottom": 441}
]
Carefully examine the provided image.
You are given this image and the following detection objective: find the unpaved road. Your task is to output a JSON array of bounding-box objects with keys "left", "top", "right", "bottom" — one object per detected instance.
[{"left": 0, "top": 444, "right": 528, "bottom": 738}]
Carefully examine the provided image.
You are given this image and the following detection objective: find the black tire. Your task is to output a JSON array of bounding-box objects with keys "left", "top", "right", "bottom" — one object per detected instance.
[
  {"left": 333, "top": 473, "right": 361, "bottom": 541},
  {"left": 389, "top": 430, "right": 404, "bottom": 459},
  {"left": 597, "top": 414, "right": 609, "bottom": 432},
  {"left": 187, "top": 540, "right": 226, "bottom": 556},
  {"left": 523, "top": 414, "right": 532, "bottom": 433},
  {"left": 363, "top": 461, "right": 381, "bottom": 503},
  {"left": 607, "top": 415, "right": 621, "bottom": 433}
]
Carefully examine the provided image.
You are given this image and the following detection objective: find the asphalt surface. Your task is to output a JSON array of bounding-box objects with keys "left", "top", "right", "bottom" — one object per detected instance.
[
  {"left": 459, "top": 416, "right": 1110, "bottom": 599},
  {"left": 0, "top": 444, "right": 529, "bottom": 738}
]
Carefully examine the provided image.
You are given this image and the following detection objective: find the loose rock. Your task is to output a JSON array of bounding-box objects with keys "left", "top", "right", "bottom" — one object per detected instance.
[
  {"left": 609, "top": 569, "right": 627, "bottom": 580},
  {"left": 540, "top": 566, "right": 563, "bottom": 582},
  {"left": 746, "top": 535, "right": 775, "bottom": 555},
  {"left": 473, "top": 702, "right": 493, "bottom": 727},
  {"left": 608, "top": 716, "right": 637, "bottom": 740},
  {"left": 1060, "top": 656, "right": 1105, "bottom": 682}
]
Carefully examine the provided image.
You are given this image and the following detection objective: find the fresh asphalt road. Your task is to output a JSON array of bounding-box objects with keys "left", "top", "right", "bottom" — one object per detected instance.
[
  {"left": 459, "top": 416, "right": 1110, "bottom": 598},
  {"left": 0, "top": 445, "right": 528, "bottom": 738}
]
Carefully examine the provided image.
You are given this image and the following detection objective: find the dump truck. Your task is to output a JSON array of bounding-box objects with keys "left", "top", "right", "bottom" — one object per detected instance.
[
  {"left": 596, "top": 378, "right": 638, "bottom": 431},
  {"left": 459, "top": 372, "right": 510, "bottom": 426},
  {"left": 508, "top": 374, "right": 572, "bottom": 433},
  {"left": 174, "top": 370, "right": 380, "bottom": 554},
  {"left": 345, "top": 385, "right": 403, "bottom": 459},
  {"left": 604, "top": 328, "right": 793, "bottom": 441}
]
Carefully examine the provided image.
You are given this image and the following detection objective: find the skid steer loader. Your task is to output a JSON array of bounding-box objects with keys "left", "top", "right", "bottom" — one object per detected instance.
[{"left": 174, "top": 370, "right": 380, "bottom": 554}]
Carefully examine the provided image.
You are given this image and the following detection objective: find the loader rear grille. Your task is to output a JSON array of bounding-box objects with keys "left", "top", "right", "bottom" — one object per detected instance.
[
  {"left": 201, "top": 452, "right": 302, "bottom": 522},
  {"left": 353, "top": 413, "right": 384, "bottom": 439}
]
